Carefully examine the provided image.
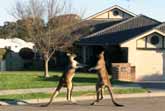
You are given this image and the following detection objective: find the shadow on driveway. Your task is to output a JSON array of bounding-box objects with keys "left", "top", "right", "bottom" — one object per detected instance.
[{"left": 137, "top": 81, "right": 165, "bottom": 91}]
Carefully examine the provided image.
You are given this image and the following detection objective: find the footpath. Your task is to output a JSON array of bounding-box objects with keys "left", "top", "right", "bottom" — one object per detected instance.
[{"left": 0, "top": 83, "right": 141, "bottom": 96}]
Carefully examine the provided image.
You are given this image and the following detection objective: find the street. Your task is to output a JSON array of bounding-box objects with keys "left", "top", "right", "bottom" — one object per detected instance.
[{"left": 1, "top": 97, "right": 165, "bottom": 111}]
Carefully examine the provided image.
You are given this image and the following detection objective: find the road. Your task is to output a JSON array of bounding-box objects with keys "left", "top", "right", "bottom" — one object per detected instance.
[{"left": 1, "top": 97, "right": 165, "bottom": 111}]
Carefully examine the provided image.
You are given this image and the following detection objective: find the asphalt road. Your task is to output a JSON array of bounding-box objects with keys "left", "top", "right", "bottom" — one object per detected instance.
[{"left": 1, "top": 97, "right": 165, "bottom": 111}]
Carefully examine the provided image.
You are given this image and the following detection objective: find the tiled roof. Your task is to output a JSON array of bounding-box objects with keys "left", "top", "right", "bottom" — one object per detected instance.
[
  {"left": 84, "top": 19, "right": 123, "bottom": 34},
  {"left": 78, "top": 15, "right": 161, "bottom": 46},
  {"left": 155, "top": 23, "right": 165, "bottom": 33},
  {"left": 74, "top": 19, "right": 123, "bottom": 38}
]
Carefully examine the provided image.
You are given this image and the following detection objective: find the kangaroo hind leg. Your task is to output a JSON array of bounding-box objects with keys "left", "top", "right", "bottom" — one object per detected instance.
[
  {"left": 100, "top": 86, "right": 105, "bottom": 100},
  {"left": 67, "top": 81, "right": 77, "bottom": 104},
  {"left": 106, "top": 84, "right": 124, "bottom": 107},
  {"left": 90, "top": 84, "right": 102, "bottom": 105},
  {"left": 41, "top": 84, "right": 62, "bottom": 107}
]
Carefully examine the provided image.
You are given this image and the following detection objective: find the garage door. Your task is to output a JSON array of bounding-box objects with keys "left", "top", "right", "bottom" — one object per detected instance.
[{"left": 135, "top": 50, "right": 165, "bottom": 81}]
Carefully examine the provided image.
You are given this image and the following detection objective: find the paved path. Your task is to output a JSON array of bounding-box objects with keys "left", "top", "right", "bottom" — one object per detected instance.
[
  {"left": 1, "top": 97, "right": 165, "bottom": 111},
  {"left": 0, "top": 86, "right": 95, "bottom": 95},
  {"left": 0, "top": 84, "right": 141, "bottom": 96},
  {"left": 0, "top": 81, "right": 165, "bottom": 96}
]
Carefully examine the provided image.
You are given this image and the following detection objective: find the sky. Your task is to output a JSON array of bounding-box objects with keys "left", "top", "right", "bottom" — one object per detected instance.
[{"left": 0, "top": 0, "right": 165, "bottom": 26}]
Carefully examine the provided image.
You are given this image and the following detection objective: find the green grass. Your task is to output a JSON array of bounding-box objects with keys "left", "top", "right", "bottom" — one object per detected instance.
[
  {"left": 0, "top": 71, "right": 98, "bottom": 90},
  {"left": 0, "top": 88, "right": 147, "bottom": 101}
]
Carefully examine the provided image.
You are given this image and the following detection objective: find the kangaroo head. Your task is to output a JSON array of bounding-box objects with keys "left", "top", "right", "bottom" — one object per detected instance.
[
  {"left": 67, "top": 53, "right": 78, "bottom": 68},
  {"left": 67, "top": 53, "right": 77, "bottom": 60},
  {"left": 98, "top": 51, "right": 104, "bottom": 59}
]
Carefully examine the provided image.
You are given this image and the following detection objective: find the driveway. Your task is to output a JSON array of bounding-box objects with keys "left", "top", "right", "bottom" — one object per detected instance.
[{"left": 137, "top": 81, "right": 165, "bottom": 92}]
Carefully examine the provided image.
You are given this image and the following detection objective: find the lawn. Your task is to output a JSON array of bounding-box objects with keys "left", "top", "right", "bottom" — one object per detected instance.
[
  {"left": 0, "top": 71, "right": 148, "bottom": 101},
  {"left": 0, "top": 71, "right": 98, "bottom": 90}
]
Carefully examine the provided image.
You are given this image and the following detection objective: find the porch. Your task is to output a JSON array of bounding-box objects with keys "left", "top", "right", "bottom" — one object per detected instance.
[{"left": 79, "top": 45, "right": 136, "bottom": 81}]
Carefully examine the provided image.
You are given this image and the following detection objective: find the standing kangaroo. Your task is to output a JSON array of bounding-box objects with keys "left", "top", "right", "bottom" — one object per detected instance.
[
  {"left": 89, "top": 51, "right": 123, "bottom": 106},
  {"left": 42, "top": 53, "right": 84, "bottom": 107}
]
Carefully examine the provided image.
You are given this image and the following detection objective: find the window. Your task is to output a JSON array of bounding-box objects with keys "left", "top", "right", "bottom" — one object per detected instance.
[
  {"left": 150, "top": 35, "right": 159, "bottom": 45},
  {"left": 113, "top": 10, "right": 119, "bottom": 16}
]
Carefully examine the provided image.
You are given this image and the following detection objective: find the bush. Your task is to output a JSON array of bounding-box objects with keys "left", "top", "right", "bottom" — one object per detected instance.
[
  {"left": 19, "top": 48, "right": 34, "bottom": 60},
  {"left": 0, "top": 48, "right": 7, "bottom": 60}
]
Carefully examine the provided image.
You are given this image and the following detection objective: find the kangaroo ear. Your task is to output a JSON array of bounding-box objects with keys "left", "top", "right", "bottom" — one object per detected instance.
[
  {"left": 101, "top": 51, "right": 104, "bottom": 55},
  {"left": 67, "top": 53, "right": 71, "bottom": 56},
  {"left": 73, "top": 54, "right": 77, "bottom": 57}
]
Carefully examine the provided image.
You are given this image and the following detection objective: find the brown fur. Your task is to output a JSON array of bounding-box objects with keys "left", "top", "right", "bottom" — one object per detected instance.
[
  {"left": 89, "top": 51, "right": 123, "bottom": 106},
  {"left": 41, "top": 53, "right": 79, "bottom": 107}
]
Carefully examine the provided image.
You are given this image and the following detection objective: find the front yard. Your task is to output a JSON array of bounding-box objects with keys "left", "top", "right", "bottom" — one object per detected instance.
[
  {"left": 0, "top": 71, "right": 149, "bottom": 101},
  {"left": 0, "top": 71, "right": 97, "bottom": 90}
]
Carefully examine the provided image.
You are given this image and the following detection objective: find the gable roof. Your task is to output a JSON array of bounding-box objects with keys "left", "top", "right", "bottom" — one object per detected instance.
[
  {"left": 72, "top": 19, "right": 124, "bottom": 39},
  {"left": 155, "top": 23, "right": 165, "bottom": 33},
  {"left": 78, "top": 15, "right": 161, "bottom": 46},
  {"left": 118, "top": 23, "right": 165, "bottom": 45},
  {"left": 86, "top": 5, "right": 136, "bottom": 20},
  {"left": 80, "top": 19, "right": 124, "bottom": 35}
]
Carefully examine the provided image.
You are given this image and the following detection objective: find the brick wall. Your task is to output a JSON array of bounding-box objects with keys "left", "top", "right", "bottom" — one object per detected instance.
[{"left": 112, "top": 63, "right": 135, "bottom": 81}]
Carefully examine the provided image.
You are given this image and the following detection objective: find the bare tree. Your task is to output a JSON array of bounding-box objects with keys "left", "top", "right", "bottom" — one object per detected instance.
[{"left": 11, "top": 0, "right": 83, "bottom": 77}]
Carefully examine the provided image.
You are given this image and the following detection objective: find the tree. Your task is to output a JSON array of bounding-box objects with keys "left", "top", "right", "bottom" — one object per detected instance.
[
  {"left": 0, "top": 22, "right": 17, "bottom": 39},
  {"left": 11, "top": 0, "right": 83, "bottom": 77}
]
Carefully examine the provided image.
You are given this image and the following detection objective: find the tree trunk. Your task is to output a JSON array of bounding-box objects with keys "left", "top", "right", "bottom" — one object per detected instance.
[
  {"left": 44, "top": 52, "right": 50, "bottom": 78},
  {"left": 44, "top": 59, "right": 49, "bottom": 78}
]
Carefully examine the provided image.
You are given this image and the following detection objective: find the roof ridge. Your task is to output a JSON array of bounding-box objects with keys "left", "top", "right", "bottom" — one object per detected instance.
[
  {"left": 139, "top": 14, "right": 161, "bottom": 24},
  {"left": 83, "top": 15, "right": 140, "bottom": 39},
  {"left": 86, "top": 5, "right": 136, "bottom": 20},
  {"left": 155, "top": 22, "right": 165, "bottom": 29},
  {"left": 82, "top": 14, "right": 161, "bottom": 39},
  {"left": 113, "top": 5, "right": 137, "bottom": 16}
]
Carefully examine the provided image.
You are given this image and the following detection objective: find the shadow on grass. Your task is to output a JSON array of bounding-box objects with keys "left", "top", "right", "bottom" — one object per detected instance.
[
  {"left": 0, "top": 99, "right": 29, "bottom": 105},
  {"left": 111, "top": 80, "right": 134, "bottom": 84},
  {"left": 36, "top": 75, "right": 135, "bottom": 87},
  {"left": 37, "top": 75, "right": 97, "bottom": 84}
]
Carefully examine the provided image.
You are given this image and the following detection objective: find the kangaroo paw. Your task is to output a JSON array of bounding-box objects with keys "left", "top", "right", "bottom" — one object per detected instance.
[
  {"left": 90, "top": 102, "right": 95, "bottom": 105},
  {"left": 113, "top": 102, "right": 124, "bottom": 107},
  {"left": 40, "top": 103, "right": 51, "bottom": 107},
  {"left": 90, "top": 101, "right": 99, "bottom": 105}
]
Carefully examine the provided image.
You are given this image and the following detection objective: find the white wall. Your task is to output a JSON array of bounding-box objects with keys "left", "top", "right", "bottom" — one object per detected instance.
[
  {"left": 91, "top": 9, "right": 132, "bottom": 20},
  {"left": 121, "top": 32, "right": 165, "bottom": 81},
  {"left": 0, "top": 38, "right": 34, "bottom": 53}
]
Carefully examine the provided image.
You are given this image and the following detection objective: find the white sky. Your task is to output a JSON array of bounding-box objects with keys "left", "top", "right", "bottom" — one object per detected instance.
[{"left": 0, "top": 0, "right": 165, "bottom": 26}]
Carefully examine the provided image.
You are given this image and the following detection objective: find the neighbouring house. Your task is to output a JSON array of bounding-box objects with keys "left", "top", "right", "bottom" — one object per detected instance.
[
  {"left": 77, "top": 5, "right": 165, "bottom": 81},
  {"left": 0, "top": 38, "right": 34, "bottom": 71}
]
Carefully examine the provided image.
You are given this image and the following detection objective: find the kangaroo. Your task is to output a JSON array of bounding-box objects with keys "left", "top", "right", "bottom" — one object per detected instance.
[
  {"left": 41, "top": 53, "right": 84, "bottom": 107},
  {"left": 89, "top": 51, "right": 123, "bottom": 106}
]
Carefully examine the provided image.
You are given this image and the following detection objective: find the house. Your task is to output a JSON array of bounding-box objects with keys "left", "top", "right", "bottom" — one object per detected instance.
[
  {"left": 77, "top": 5, "right": 165, "bottom": 81},
  {"left": 0, "top": 38, "right": 34, "bottom": 71}
]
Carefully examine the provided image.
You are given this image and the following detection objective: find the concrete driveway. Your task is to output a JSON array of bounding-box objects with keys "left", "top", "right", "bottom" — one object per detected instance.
[{"left": 137, "top": 81, "right": 165, "bottom": 92}]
